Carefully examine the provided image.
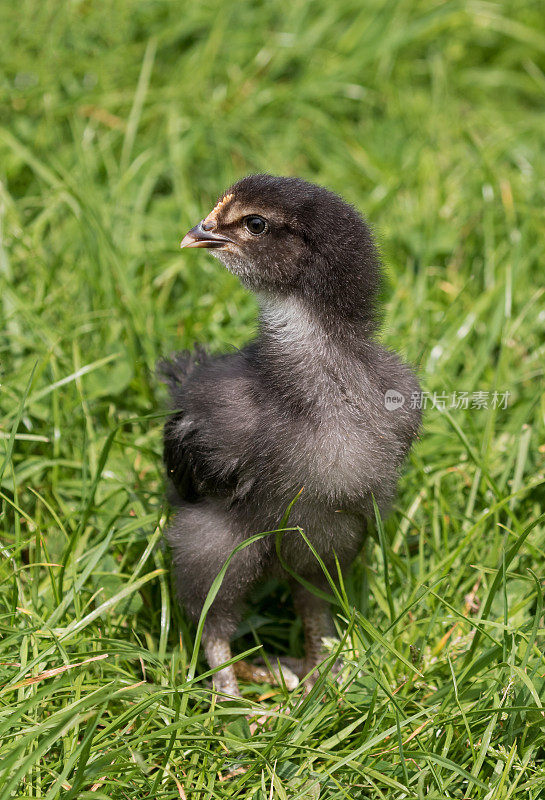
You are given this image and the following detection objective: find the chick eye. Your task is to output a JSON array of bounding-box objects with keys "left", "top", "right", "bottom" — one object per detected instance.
[{"left": 244, "top": 215, "right": 268, "bottom": 235}]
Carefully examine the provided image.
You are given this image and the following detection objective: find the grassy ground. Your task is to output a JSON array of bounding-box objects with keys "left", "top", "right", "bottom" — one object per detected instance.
[{"left": 1, "top": 0, "right": 545, "bottom": 796}]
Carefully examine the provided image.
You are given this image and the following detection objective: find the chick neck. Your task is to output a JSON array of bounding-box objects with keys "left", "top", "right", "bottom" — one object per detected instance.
[
  {"left": 257, "top": 281, "right": 377, "bottom": 351},
  {"left": 255, "top": 292, "right": 378, "bottom": 411}
]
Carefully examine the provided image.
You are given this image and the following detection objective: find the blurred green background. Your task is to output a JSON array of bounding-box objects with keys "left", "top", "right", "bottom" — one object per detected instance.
[{"left": 1, "top": 1, "right": 545, "bottom": 797}]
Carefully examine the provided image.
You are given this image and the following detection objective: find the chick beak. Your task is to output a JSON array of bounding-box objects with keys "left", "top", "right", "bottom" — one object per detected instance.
[{"left": 180, "top": 222, "right": 231, "bottom": 249}]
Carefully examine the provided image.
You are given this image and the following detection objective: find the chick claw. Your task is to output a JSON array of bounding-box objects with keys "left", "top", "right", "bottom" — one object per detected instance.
[{"left": 234, "top": 658, "right": 300, "bottom": 691}]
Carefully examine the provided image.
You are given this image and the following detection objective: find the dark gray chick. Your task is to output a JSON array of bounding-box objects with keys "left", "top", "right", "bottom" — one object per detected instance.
[{"left": 159, "top": 175, "right": 421, "bottom": 697}]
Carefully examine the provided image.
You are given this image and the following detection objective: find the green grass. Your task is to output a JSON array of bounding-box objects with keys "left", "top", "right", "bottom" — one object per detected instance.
[{"left": 1, "top": 0, "right": 545, "bottom": 796}]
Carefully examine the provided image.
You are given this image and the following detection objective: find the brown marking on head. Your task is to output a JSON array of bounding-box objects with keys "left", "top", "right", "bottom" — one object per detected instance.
[{"left": 203, "top": 193, "right": 234, "bottom": 226}]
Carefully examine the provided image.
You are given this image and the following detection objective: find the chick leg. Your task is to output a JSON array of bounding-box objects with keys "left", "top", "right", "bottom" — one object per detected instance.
[
  {"left": 203, "top": 633, "right": 241, "bottom": 697},
  {"left": 167, "top": 502, "right": 270, "bottom": 698},
  {"left": 203, "top": 587, "right": 333, "bottom": 696},
  {"left": 292, "top": 584, "right": 337, "bottom": 687}
]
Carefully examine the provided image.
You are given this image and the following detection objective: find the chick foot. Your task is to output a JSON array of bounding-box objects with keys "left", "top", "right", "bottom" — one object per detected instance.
[{"left": 234, "top": 658, "right": 300, "bottom": 690}]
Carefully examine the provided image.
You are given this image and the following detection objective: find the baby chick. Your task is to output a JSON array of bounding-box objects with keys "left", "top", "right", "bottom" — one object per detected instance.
[{"left": 160, "top": 175, "right": 421, "bottom": 697}]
